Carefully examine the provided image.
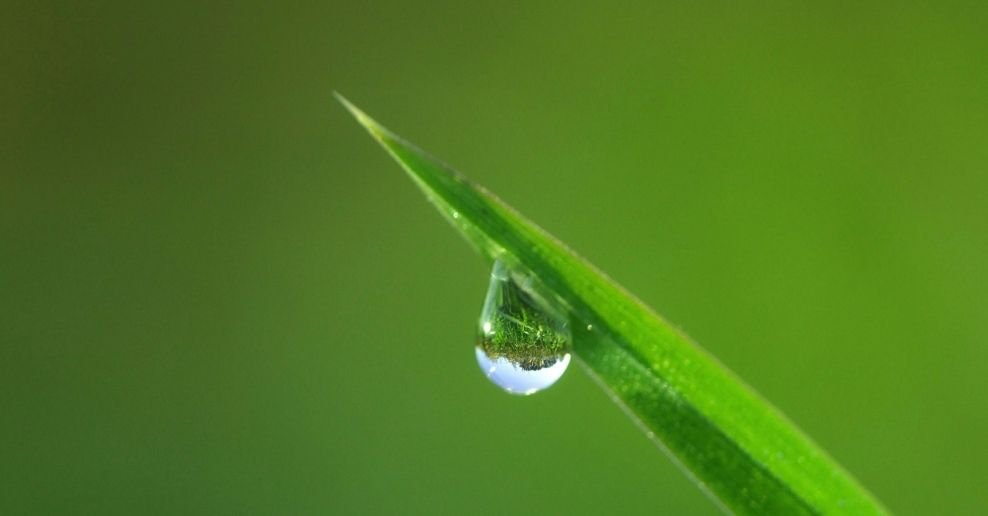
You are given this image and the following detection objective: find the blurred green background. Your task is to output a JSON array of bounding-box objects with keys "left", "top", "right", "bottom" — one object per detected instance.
[{"left": 3, "top": 1, "right": 987, "bottom": 514}]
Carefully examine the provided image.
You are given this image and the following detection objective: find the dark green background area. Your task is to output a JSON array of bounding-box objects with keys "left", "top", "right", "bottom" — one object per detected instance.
[{"left": 3, "top": 2, "right": 986, "bottom": 514}]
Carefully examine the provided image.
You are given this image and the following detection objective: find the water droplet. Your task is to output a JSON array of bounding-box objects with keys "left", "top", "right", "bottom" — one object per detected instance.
[{"left": 476, "top": 260, "right": 571, "bottom": 395}]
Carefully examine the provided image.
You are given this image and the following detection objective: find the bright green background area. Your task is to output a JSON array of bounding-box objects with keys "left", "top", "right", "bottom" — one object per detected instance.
[{"left": 3, "top": 2, "right": 986, "bottom": 514}]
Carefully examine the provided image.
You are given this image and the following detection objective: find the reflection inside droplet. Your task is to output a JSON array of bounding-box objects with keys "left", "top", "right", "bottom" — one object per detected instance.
[
  {"left": 475, "top": 260, "right": 571, "bottom": 395},
  {"left": 475, "top": 347, "right": 571, "bottom": 395}
]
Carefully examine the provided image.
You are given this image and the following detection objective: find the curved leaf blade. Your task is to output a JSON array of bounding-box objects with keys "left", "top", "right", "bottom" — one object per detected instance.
[{"left": 337, "top": 94, "right": 886, "bottom": 515}]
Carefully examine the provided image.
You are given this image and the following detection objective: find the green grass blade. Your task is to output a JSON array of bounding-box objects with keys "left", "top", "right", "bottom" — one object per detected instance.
[{"left": 337, "top": 93, "right": 886, "bottom": 515}]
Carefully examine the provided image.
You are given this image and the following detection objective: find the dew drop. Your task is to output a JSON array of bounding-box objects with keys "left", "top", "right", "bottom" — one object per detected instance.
[{"left": 476, "top": 260, "right": 571, "bottom": 395}]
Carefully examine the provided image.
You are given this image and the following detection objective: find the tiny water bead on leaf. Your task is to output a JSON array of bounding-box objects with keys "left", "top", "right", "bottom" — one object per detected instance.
[{"left": 475, "top": 260, "right": 572, "bottom": 395}]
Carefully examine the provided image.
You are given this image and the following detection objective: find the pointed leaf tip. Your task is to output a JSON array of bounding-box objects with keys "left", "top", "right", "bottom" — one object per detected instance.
[{"left": 334, "top": 93, "right": 389, "bottom": 142}]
